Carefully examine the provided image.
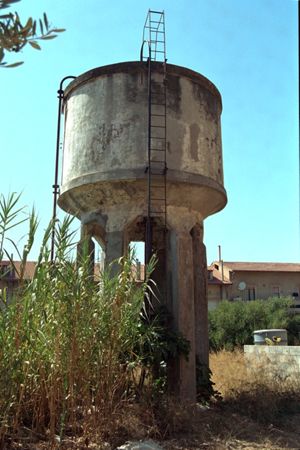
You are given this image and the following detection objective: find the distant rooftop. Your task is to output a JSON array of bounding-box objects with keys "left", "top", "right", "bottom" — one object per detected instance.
[
  {"left": 0, "top": 260, "right": 36, "bottom": 279},
  {"left": 213, "top": 261, "right": 300, "bottom": 273}
]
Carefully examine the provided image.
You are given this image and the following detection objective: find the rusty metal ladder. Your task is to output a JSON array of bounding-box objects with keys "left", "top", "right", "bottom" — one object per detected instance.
[{"left": 141, "top": 10, "right": 167, "bottom": 264}]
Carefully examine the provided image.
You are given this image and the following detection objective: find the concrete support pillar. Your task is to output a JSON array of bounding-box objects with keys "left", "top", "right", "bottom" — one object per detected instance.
[
  {"left": 151, "top": 226, "right": 167, "bottom": 306},
  {"left": 169, "top": 229, "right": 196, "bottom": 401},
  {"left": 105, "top": 230, "right": 124, "bottom": 276},
  {"left": 191, "top": 224, "right": 209, "bottom": 370},
  {"left": 77, "top": 226, "right": 95, "bottom": 277}
]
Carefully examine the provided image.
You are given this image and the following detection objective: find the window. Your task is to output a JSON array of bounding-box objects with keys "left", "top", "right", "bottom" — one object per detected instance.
[
  {"left": 246, "top": 287, "right": 256, "bottom": 301},
  {"left": 272, "top": 286, "right": 280, "bottom": 298}
]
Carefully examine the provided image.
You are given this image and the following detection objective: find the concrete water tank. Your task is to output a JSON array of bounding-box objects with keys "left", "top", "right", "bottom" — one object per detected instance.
[
  {"left": 58, "top": 61, "right": 227, "bottom": 401},
  {"left": 58, "top": 61, "right": 226, "bottom": 223}
]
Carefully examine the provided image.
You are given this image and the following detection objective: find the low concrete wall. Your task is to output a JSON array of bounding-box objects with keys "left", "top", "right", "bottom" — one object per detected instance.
[{"left": 244, "top": 345, "right": 300, "bottom": 381}]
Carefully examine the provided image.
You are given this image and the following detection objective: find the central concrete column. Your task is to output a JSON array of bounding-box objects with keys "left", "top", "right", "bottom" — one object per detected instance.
[
  {"left": 191, "top": 223, "right": 209, "bottom": 371},
  {"left": 169, "top": 228, "right": 196, "bottom": 401},
  {"left": 105, "top": 230, "right": 124, "bottom": 276},
  {"left": 77, "top": 224, "right": 95, "bottom": 276}
]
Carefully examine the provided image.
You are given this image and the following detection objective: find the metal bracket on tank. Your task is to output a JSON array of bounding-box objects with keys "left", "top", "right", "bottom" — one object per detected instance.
[{"left": 51, "top": 75, "right": 77, "bottom": 262}]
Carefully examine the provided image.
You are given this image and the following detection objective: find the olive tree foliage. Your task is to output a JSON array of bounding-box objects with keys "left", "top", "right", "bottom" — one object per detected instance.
[{"left": 0, "top": 0, "right": 64, "bottom": 67}]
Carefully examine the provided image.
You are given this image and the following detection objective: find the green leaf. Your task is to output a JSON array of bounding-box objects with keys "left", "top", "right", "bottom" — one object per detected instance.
[
  {"left": 0, "top": 0, "right": 20, "bottom": 10},
  {"left": 28, "top": 40, "right": 41, "bottom": 50},
  {"left": 24, "top": 16, "right": 33, "bottom": 31},
  {"left": 40, "top": 34, "right": 57, "bottom": 40},
  {"left": 4, "top": 60, "right": 23, "bottom": 67},
  {"left": 39, "top": 18, "right": 43, "bottom": 35},
  {"left": 43, "top": 12, "right": 48, "bottom": 30},
  {"left": 52, "top": 28, "right": 65, "bottom": 33}
]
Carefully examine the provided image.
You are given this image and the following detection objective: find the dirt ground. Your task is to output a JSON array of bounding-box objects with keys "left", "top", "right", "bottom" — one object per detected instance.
[{"left": 6, "top": 407, "right": 300, "bottom": 450}]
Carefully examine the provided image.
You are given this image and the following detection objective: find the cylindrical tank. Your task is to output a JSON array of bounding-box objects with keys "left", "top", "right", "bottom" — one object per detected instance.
[{"left": 58, "top": 61, "right": 227, "bottom": 220}]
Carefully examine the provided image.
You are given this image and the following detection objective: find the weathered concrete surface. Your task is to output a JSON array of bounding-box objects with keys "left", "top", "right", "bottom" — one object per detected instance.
[
  {"left": 169, "top": 228, "right": 196, "bottom": 401},
  {"left": 191, "top": 224, "right": 209, "bottom": 370},
  {"left": 244, "top": 345, "right": 300, "bottom": 380},
  {"left": 58, "top": 61, "right": 227, "bottom": 219}
]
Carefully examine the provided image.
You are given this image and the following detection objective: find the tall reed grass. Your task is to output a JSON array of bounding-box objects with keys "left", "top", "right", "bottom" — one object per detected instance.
[{"left": 0, "top": 193, "right": 177, "bottom": 445}]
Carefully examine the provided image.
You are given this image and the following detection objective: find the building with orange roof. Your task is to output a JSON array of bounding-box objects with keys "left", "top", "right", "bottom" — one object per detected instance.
[{"left": 208, "top": 261, "right": 300, "bottom": 310}]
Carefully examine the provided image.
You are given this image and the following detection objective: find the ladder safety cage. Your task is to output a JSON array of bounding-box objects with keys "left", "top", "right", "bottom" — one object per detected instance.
[
  {"left": 142, "top": 10, "right": 166, "bottom": 62},
  {"left": 141, "top": 10, "right": 167, "bottom": 264}
]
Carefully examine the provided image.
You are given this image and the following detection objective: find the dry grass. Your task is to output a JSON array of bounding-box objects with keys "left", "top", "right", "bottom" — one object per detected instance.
[
  {"left": 210, "top": 348, "right": 300, "bottom": 395},
  {"left": 210, "top": 349, "right": 248, "bottom": 398},
  {"left": 208, "top": 349, "right": 300, "bottom": 448},
  {"left": 210, "top": 349, "right": 300, "bottom": 424},
  {"left": 5, "top": 350, "right": 300, "bottom": 450}
]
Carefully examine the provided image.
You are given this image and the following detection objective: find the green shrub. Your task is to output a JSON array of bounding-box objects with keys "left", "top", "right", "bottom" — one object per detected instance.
[{"left": 209, "top": 298, "right": 300, "bottom": 351}]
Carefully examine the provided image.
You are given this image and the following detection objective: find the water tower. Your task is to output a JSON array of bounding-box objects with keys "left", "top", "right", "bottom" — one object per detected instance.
[{"left": 53, "top": 11, "right": 227, "bottom": 401}]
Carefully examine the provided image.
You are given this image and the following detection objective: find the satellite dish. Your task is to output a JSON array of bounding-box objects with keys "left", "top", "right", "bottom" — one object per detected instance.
[{"left": 238, "top": 281, "right": 246, "bottom": 291}]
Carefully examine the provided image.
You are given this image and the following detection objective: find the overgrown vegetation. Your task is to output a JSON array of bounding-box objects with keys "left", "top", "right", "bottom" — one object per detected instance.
[
  {"left": 2, "top": 193, "right": 300, "bottom": 449},
  {"left": 209, "top": 298, "right": 300, "bottom": 351},
  {"left": 0, "top": 193, "right": 188, "bottom": 446}
]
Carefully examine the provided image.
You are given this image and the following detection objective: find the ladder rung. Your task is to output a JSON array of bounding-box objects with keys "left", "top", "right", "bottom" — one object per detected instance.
[
  {"left": 151, "top": 137, "right": 166, "bottom": 140},
  {"left": 150, "top": 148, "right": 165, "bottom": 152},
  {"left": 151, "top": 113, "right": 165, "bottom": 117},
  {"left": 151, "top": 118, "right": 165, "bottom": 123},
  {"left": 151, "top": 96, "right": 166, "bottom": 100},
  {"left": 151, "top": 125, "right": 165, "bottom": 128},
  {"left": 145, "top": 29, "right": 164, "bottom": 34}
]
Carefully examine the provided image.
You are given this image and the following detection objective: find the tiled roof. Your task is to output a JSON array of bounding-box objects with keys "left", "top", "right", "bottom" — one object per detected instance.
[
  {"left": 222, "top": 262, "right": 300, "bottom": 273},
  {"left": 1, "top": 260, "right": 146, "bottom": 281},
  {"left": 208, "top": 266, "right": 232, "bottom": 285},
  {"left": 0, "top": 260, "right": 36, "bottom": 279}
]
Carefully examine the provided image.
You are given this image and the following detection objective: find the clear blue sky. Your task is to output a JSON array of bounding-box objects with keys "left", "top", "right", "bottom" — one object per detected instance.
[{"left": 1, "top": 0, "right": 298, "bottom": 264}]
